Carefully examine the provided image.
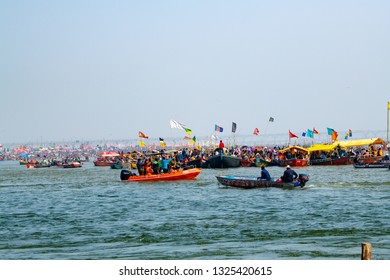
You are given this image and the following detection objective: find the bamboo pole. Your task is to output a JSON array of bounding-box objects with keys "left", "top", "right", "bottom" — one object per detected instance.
[{"left": 361, "top": 242, "right": 372, "bottom": 260}]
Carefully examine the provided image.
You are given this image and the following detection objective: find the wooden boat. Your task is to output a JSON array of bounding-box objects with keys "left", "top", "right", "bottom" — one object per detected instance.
[
  {"left": 26, "top": 163, "right": 51, "bottom": 169},
  {"left": 278, "top": 158, "right": 309, "bottom": 167},
  {"left": 310, "top": 156, "right": 351, "bottom": 166},
  {"left": 208, "top": 154, "right": 242, "bottom": 168},
  {"left": 353, "top": 156, "right": 385, "bottom": 164},
  {"left": 241, "top": 158, "right": 255, "bottom": 167},
  {"left": 120, "top": 168, "right": 201, "bottom": 182},
  {"left": 278, "top": 146, "right": 309, "bottom": 167},
  {"left": 63, "top": 162, "right": 82, "bottom": 168},
  {"left": 254, "top": 158, "right": 280, "bottom": 167},
  {"left": 110, "top": 163, "right": 123, "bottom": 169},
  {"left": 353, "top": 161, "right": 390, "bottom": 169},
  {"left": 94, "top": 160, "right": 116, "bottom": 166},
  {"left": 216, "top": 173, "right": 309, "bottom": 189}
]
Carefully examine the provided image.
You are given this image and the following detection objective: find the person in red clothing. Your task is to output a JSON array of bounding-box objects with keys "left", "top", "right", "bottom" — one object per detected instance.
[{"left": 218, "top": 140, "right": 225, "bottom": 154}]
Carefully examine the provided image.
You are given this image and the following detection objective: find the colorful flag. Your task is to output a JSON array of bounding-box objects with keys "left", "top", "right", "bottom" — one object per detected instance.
[
  {"left": 269, "top": 117, "right": 274, "bottom": 122},
  {"left": 184, "top": 128, "right": 192, "bottom": 135},
  {"left": 232, "top": 122, "right": 237, "bottom": 133},
  {"left": 190, "top": 136, "right": 196, "bottom": 144},
  {"left": 332, "top": 130, "right": 338, "bottom": 141},
  {"left": 344, "top": 133, "right": 349, "bottom": 140},
  {"left": 388, "top": 101, "right": 390, "bottom": 110},
  {"left": 184, "top": 136, "right": 191, "bottom": 140},
  {"left": 302, "top": 131, "right": 306, "bottom": 137},
  {"left": 138, "top": 141, "right": 146, "bottom": 147},
  {"left": 159, "top": 138, "right": 166, "bottom": 147},
  {"left": 253, "top": 128, "right": 259, "bottom": 135},
  {"left": 138, "top": 131, "right": 149, "bottom": 139},
  {"left": 289, "top": 130, "right": 298, "bottom": 139},
  {"left": 170, "top": 119, "right": 186, "bottom": 130},
  {"left": 349, "top": 129, "right": 352, "bottom": 137},
  {"left": 327, "top": 127, "right": 334, "bottom": 136},
  {"left": 313, "top": 128, "right": 319, "bottom": 134},
  {"left": 307, "top": 129, "right": 314, "bottom": 138},
  {"left": 215, "top": 124, "right": 223, "bottom": 132}
]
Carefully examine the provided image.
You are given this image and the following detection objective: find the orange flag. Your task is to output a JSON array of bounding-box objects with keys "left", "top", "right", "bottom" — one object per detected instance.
[
  {"left": 331, "top": 130, "right": 338, "bottom": 141},
  {"left": 138, "top": 131, "right": 149, "bottom": 139}
]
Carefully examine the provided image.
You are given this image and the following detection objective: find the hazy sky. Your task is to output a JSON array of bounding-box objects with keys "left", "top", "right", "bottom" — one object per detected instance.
[{"left": 1, "top": 0, "right": 389, "bottom": 144}]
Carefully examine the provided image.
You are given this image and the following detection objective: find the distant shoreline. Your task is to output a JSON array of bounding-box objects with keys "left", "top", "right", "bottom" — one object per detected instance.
[{"left": 1, "top": 130, "right": 388, "bottom": 148}]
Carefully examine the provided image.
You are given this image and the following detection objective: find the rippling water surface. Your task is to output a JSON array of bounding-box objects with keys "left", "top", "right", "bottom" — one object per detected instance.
[{"left": 1, "top": 161, "right": 390, "bottom": 260}]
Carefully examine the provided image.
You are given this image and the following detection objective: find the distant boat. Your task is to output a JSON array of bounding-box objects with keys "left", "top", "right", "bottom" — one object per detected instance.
[
  {"left": 207, "top": 154, "right": 242, "bottom": 168},
  {"left": 310, "top": 157, "right": 351, "bottom": 166},
  {"left": 94, "top": 160, "right": 116, "bottom": 166},
  {"left": 241, "top": 158, "right": 255, "bottom": 167},
  {"left": 278, "top": 158, "right": 309, "bottom": 167},
  {"left": 278, "top": 146, "right": 309, "bottom": 167},
  {"left": 110, "top": 163, "right": 123, "bottom": 169},
  {"left": 26, "top": 163, "right": 51, "bottom": 169},
  {"left": 353, "top": 161, "right": 390, "bottom": 169},
  {"left": 254, "top": 158, "right": 280, "bottom": 167},
  {"left": 63, "top": 161, "right": 82, "bottom": 168}
]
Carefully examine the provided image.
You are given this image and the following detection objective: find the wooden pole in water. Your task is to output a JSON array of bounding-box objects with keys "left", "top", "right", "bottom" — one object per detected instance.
[{"left": 361, "top": 242, "right": 372, "bottom": 260}]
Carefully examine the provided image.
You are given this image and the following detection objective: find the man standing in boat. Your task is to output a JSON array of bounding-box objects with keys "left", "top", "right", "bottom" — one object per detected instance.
[
  {"left": 281, "top": 165, "right": 298, "bottom": 183},
  {"left": 218, "top": 140, "right": 225, "bottom": 154}
]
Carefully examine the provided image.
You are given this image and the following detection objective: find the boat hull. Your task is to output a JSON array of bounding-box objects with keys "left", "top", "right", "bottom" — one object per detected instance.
[
  {"left": 310, "top": 157, "right": 351, "bottom": 166},
  {"left": 254, "top": 158, "right": 280, "bottom": 167},
  {"left": 110, "top": 163, "right": 123, "bottom": 169},
  {"left": 208, "top": 155, "right": 242, "bottom": 168},
  {"left": 94, "top": 161, "right": 115, "bottom": 166},
  {"left": 279, "top": 158, "right": 309, "bottom": 167},
  {"left": 216, "top": 175, "right": 308, "bottom": 189},
  {"left": 121, "top": 168, "right": 201, "bottom": 182},
  {"left": 353, "top": 161, "right": 390, "bottom": 169},
  {"left": 63, "top": 162, "right": 82, "bottom": 168}
]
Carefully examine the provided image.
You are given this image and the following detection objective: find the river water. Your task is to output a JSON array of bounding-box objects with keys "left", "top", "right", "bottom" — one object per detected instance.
[{"left": 0, "top": 161, "right": 389, "bottom": 260}]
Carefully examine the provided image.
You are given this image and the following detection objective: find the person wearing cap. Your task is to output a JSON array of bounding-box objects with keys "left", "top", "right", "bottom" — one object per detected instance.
[
  {"left": 281, "top": 165, "right": 298, "bottom": 183},
  {"left": 260, "top": 165, "right": 271, "bottom": 181}
]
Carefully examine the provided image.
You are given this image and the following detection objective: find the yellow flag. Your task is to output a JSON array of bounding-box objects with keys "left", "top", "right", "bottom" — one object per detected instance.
[
  {"left": 139, "top": 141, "right": 146, "bottom": 147},
  {"left": 388, "top": 101, "right": 390, "bottom": 110}
]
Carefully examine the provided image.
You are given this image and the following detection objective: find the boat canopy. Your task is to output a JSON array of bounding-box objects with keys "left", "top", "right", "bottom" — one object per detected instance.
[
  {"left": 308, "top": 138, "right": 386, "bottom": 152},
  {"left": 100, "top": 151, "right": 120, "bottom": 157},
  {"left": 307, "top": 143, "right": 339, "bottom": 152},
  {"left": 336, "top": 138, "right": 386, "bottom": 148},
  {"left": 279, "top": 145, "right": 309, "bottom": 154}
]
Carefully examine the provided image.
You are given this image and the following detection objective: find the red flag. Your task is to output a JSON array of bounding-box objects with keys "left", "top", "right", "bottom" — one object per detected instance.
[
  {"left": 313, "top": 128, "right": 319, "bottom": 134},
  {"left": 138, "top": 131, "right": 149, "bottom": 139},
  {"left": 253, "top": 128, "right": 259, "bottom": 135},
  {"left": 289, "top": 130, "right": 298, "bottom": 139}
]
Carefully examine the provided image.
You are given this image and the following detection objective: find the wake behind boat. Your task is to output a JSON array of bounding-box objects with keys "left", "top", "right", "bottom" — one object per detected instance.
[
  {"left": 216, "top": 173, "right": 309, "bottom": 189},
  {"left": 120, "top": 168, "right": 201, "bottom": 182}
]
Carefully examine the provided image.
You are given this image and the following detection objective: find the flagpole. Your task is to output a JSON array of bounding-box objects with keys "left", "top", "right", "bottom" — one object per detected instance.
[
  {"left": 387, "top": 101, "right": 389, "bottom": 145},
  {"left": 386, "top": 101, "right": 389, "bottom": 153}
]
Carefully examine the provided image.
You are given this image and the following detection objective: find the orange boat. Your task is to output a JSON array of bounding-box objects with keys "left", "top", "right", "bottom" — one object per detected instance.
[
  {"left": 120, "top": 168, "right": 201, "bottom": 182},
  {"left": 278, "top": 146, "right": 309, "bottom": 167}
]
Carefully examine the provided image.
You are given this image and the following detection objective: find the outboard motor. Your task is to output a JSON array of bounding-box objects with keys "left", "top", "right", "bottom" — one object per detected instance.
[
  {"left": 120, "top": 169, "right": 131, "bottom": 181},
  {"left": 298, "top": 173, "right": 309, "bottom": 187}
]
